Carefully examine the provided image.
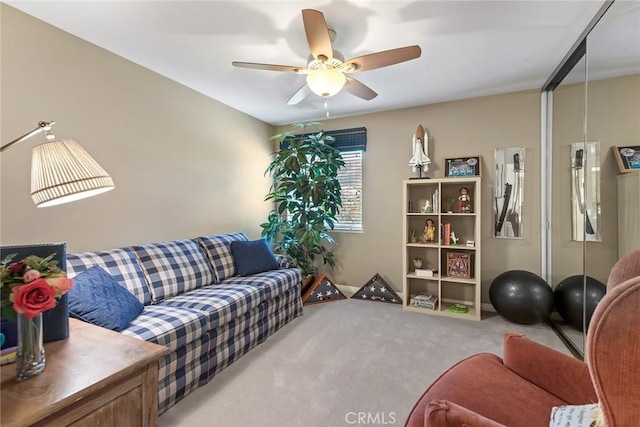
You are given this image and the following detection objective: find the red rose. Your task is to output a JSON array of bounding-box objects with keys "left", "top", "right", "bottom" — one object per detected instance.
[
  {"left": 8, "top": 262, "right": 25, "bottom": 273},
  {"left": 11, "top": 279, "right": 57, "bottom": 318}
]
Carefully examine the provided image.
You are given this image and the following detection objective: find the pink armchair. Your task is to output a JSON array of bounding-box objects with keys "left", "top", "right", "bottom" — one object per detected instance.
[{"left": 405, "top": 249, "right": 640, "bottom": 427}]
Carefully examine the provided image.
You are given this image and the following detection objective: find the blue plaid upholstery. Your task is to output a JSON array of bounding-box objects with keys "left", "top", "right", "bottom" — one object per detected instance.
[
  {"left": 208, "top": 303, "right": 263, "bottom": 350},
  {"left": 66, "top": 248, "right": 152, "bottom": 305},
  {"left": 196, "top": 232, "right": 248, "bottom": 282},
  {"left": 207, "top": 320, "right": 263, "bottom": 378},
  {"left": 122, "top": 305, "right": 208, "bottom": 351},
  {"left": 273, "top": 254, "right": 294, "bottom": 269},
  {"left": 67, "top": 233, "right": 304, "bottom": 417},
  {"left": 156, "top": 336, "right": 209, "bottom": 415},
  {"left": 160, "top": 284, "right": 263, "bottom": 330},
  {"left": 223, "top": 268, "right": 302, "bottom": 301},
  {"left": 132, "top": 239, "right": 215, "bottom": 302},
  {"left": 259, "top": 285, "right": 303, "bottom": 340}
]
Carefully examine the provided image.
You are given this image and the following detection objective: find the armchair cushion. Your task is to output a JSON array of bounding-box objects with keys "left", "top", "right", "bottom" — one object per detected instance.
[
  {"left": 425, "top": 400, "right": 507, "bottom": 427},
  {"left": 502, "top": 333, "right": 596, "bottom": 404},
  {"left": 405, "top": 353, "right": 567, "bottom": 427}
]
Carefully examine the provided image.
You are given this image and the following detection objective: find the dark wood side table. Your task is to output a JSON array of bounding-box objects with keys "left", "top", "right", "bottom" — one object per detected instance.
[{"left": 1, "top": 318, "right": 169, "bottom": 427}]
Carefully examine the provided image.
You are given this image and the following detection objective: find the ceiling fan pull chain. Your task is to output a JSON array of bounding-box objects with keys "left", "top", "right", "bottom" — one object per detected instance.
[{"left": 324, "top": 96, "right": 330, "bottom": 118}]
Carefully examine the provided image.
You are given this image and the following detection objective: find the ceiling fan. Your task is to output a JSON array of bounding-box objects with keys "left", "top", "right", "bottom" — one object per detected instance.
[{"left": 232, "top": 9, "right": 422, "bottom": 105}]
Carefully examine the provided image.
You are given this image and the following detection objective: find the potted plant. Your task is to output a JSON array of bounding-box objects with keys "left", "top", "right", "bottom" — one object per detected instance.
[
  {"left": 261, "top": 123, "right": 345, "bottom": 279},
  {"left": 410, "top": 229, "right": 418, "bottom": 243}
]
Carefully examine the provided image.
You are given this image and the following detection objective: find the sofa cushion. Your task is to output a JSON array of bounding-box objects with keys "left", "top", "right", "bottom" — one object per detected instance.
[
  {"left": 122, "top": 304, "right": 208, "bottom": 351},
  {"left": 223, "top": 268, "right": 302, "bottom": 301},
  {"left": 196, "top": 232, "right": 248, "bottom": 282},
  {"left": 230, "top": 238, "right": 279, "bottom": 276},
  {"left": 67, "top": 248, "right": 152, "bottom": 305},
  {"left": 160, "top": 284, "right": 263, "bottom": 330},
  {"left": 68, "top": 266, "right": 144, "bottom": 331},
  {"left": 132, "top": 239, "right": 215, "bottom": 303}
]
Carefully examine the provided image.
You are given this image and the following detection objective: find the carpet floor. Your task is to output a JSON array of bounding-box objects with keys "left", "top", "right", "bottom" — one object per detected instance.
[{"left": 159, "top": 299, "right": 568, "bottom": 427}]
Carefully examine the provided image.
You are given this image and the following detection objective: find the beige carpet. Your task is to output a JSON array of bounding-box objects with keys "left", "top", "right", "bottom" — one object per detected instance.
[{"left": 159, "top": 299, "right": 568, "bottom": 427}]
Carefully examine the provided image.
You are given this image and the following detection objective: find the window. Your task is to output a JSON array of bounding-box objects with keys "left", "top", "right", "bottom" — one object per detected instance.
[
  {"left": 283, "top": 127, "right": 366, "bottom": 232},
  {"left": 325, "top": 127, "right": 366, "bottom": 232},
  {"left": 334, "top": 150, "right": 363, "bottom": 231}
]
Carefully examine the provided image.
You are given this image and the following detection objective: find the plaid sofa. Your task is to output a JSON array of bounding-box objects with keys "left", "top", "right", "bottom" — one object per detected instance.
[{"left": 66, "top": 232, "right": 303, "bottom": 414}]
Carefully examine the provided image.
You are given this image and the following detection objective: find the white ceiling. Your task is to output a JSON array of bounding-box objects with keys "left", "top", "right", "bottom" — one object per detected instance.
[{"left": 6, "top": 1, "right": 614, "bottom": 125}]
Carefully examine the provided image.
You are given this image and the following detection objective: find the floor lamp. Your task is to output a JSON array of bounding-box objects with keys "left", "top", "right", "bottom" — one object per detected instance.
[{"left": 1, "top": 121, "right": 114, "bottom": 207}]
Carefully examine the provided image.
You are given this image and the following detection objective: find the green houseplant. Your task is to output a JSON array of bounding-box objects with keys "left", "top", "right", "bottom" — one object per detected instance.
[{"left": 261, "top": 123, "right": 345, "bottom": 276}]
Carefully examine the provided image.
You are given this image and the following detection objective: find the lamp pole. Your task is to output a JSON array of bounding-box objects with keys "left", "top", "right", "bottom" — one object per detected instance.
[{"left": 0, "top": 121, "right": 55, "bottom": 153}]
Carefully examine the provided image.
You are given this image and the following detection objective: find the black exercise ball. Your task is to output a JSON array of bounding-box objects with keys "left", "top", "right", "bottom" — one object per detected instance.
[
  {"left": 554, "top": 275, "right": 606, "bottom": 330},
  {"left": 489, "top": 270, "right": 554, "bottom": 324}
]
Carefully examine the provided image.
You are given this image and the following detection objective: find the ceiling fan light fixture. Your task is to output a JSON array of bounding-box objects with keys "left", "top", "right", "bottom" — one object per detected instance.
[{"left": 306, "top": 68, "right": 346, "bottom": 97}]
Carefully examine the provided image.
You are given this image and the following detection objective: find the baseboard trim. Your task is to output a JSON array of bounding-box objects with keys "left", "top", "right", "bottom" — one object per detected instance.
[{"left": 336, "top": 284, "right": 497, "bottom": 313}]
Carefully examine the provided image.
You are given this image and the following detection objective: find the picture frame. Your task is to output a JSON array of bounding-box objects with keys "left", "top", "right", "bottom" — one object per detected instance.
[
  {"left": 446, "top": 252, "right": 473, "bottom": 279},
  {"left": 612, "top": 145, "right": 640, "bottom": 173},
  {"left": 444, "top": 156, "right": 481, "bottom": 177}
]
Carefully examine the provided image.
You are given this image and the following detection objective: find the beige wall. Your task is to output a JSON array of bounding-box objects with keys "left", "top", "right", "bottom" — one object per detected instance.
[
  {"left": 2, "top": 5, "right": 554, "bottom": 306},
  {"left": 278, "top": 90, "right": 542, "bottom": 303},
  {"left": 1, "top": 5, "right": 274, "bottom": 252}
]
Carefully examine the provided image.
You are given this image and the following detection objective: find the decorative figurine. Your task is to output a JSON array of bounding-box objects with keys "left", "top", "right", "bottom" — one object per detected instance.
[
  {"left": 408, "top": 125, "right": 431, "bottom": 178},
  {"left": 450, "top": 231, "right": 459, "bottom": 245},
  {"left": 458, "top": 187, "right": 472, "bottom": 213},
  {"left": 424, "top": 218, "right": 436, "bottom": 243}
]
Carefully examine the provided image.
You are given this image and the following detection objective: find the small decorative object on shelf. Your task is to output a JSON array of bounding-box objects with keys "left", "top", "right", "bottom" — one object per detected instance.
[
  {"left": 443, "top": 196, "right": 456, "bottom": 213},
  {"left": 423, "top": 219, "right": 436, "bottom": 243},
  {"left": 0, "top": 252, "right": 73, "bottom": 381},
  {"left": 447, "top": 252, "right": 472, "bottom": 279},
  {"left": 415, "top": 268, "right": 433, "bottom": 277},
  {"left": 458, "top": 187, "right": 472, "bottom": 213},
  {"left": 412, "top": 258, "right": 423, "bottom": 269},
  {"left": 409, "top": 229, "right": 418, "bottom": 243},
  {"left": 445, "top": 156, "right": 481, "bottom": 177},
  {"left": 448, "top": 303, "right": 469, "bottom": 314},
  {"left": 450, "top": 231, "right": 459, "bottom": 245},
  {"left": 466, "top": 240, "right": 475, "bottom": 247}
]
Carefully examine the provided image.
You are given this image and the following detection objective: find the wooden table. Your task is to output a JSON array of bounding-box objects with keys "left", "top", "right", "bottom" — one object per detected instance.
[{"left": 1, "top": 319, "right": 169, "bottom": 427}]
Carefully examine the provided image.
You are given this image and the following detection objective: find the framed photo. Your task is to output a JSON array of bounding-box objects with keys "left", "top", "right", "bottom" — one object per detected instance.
[
  {"left": 445, "top": 156, "right": 481, "bottom": 177},
  {"left": 612, "top": 146, "right": 640, "bottom": 173}
]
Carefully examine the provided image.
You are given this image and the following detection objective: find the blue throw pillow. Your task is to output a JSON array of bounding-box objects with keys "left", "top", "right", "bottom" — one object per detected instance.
[
  {"left": 68, "top": 266, "right": 144, "bottom": 331},
  {"left": 230, "top": 239, "right": 280, "bottom": 276}
]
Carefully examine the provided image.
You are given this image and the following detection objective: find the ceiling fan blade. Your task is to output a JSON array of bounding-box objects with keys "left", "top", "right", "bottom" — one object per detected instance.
[
  {"left": 232, "top": 61, "right": 303, "bottom": 73},
  {"left": 302, "top": 9, "right": 333, "bottom": 61},
  {"left": 344, "top": 77, "right": 378, "bottom": 101},
  {"left": 286, "top": 84, "right": 312, "bottom": 105},
  {"left": 344, "top": 45, "right": 422, "bottom": 72}
]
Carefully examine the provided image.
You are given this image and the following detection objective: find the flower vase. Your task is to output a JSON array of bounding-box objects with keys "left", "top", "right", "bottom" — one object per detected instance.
[{"left": 16, "top": 313, "right": 45, "bottom": 381}]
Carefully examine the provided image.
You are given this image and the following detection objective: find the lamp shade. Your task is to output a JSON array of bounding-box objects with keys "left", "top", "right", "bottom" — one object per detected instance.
[
  {"left": 30, "top": 139, "right": 114, "bottom": 208},
  {"left": 306, "top": 68, "right": 347, "bottom": 97}
]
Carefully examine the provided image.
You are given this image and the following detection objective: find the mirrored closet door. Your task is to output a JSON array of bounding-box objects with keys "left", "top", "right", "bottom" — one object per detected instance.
[{"left": 542, "top": 0, "right": 640, "bottom": 358}]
